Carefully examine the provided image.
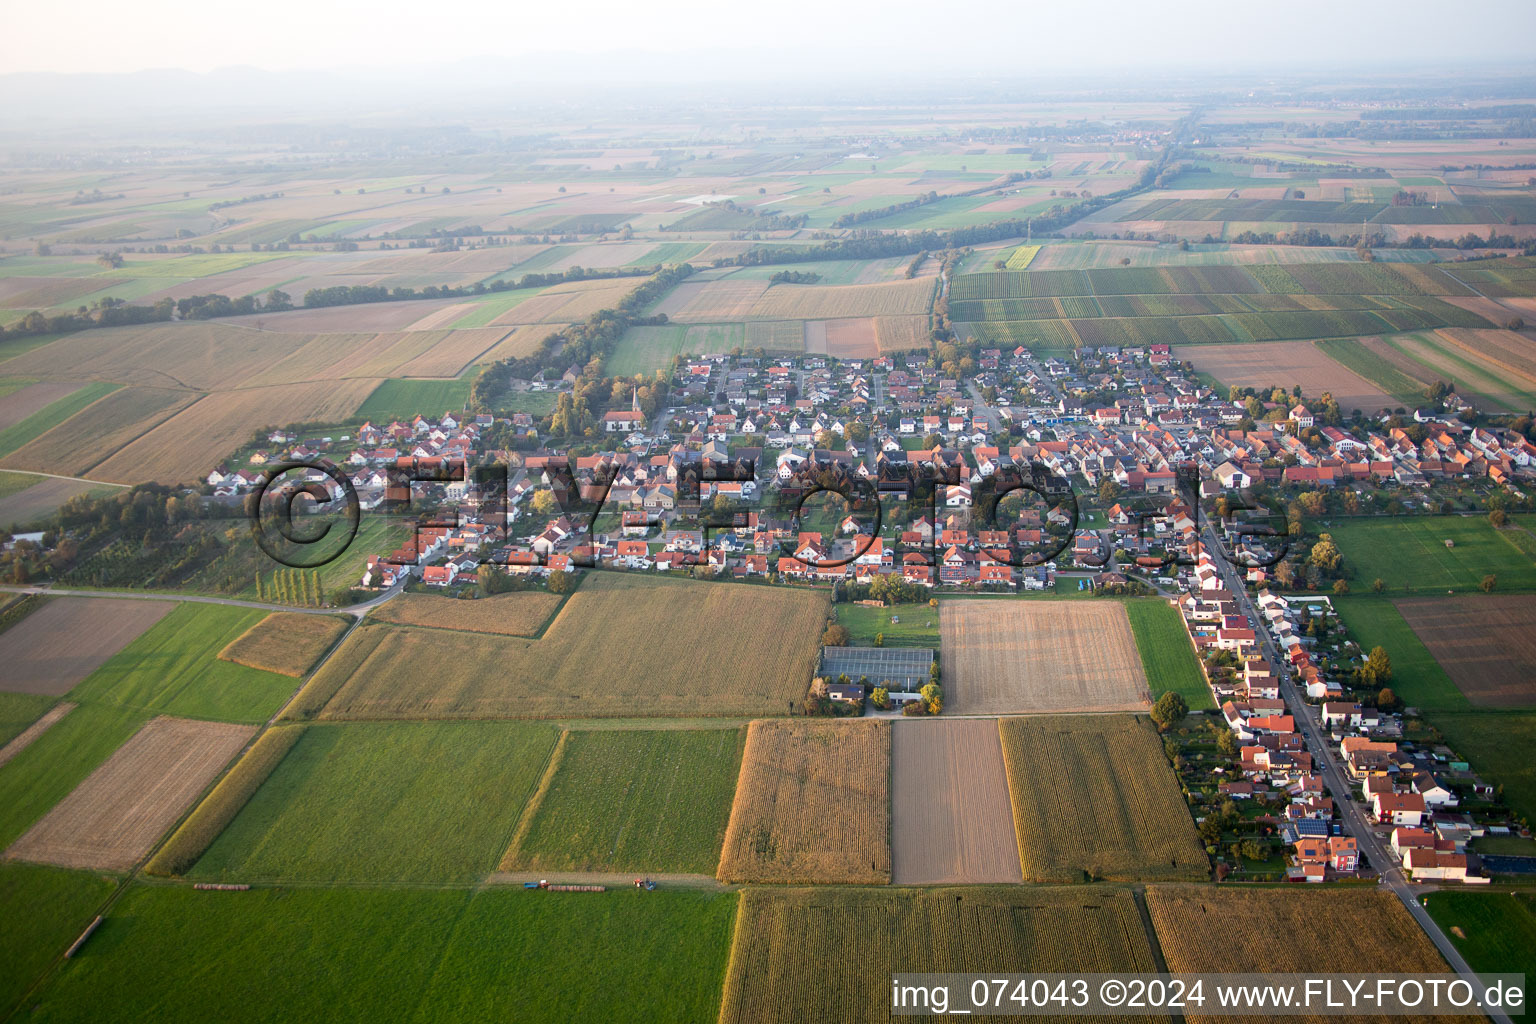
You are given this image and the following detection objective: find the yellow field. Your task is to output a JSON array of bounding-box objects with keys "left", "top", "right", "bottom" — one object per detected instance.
[
  {"left": 1004, "top": 244, "right": 1041, "bottom": 269},
  {"left": 90, "top": 378, "right": 380, "bottom": 483},
  {"left": 745, "top": 278, "right": 936, "bottom": 320},
  {"left": 307, "top": 574, "right": 830, "bottom": 720},
  {"left": 717, "top": 719, "right": 890, "bottom": 884},
  {"left": 0, "top": 387, "right": 197, "bottom": 477},
  {"left": 366, "top": 591, "right": 564, "bottom": 637},
  {"left": 217, "top": 613, "right": 352, "bottom": 677},
  {"left": 998, "top": 715, "right": 1207, "bottom": 882},
  {"left": 720, "top": 886, "right": 1157, "bottom": 1024}
]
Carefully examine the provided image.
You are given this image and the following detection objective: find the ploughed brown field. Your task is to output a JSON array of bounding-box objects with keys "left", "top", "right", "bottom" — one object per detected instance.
[
  {"left": 0, "top": 597, "right": 175, "bottom": 696},
  {"left": 939, "top": 599, "right": 1149, "bottom": 714},
  {"left": 1172, "top": 340, "right": 1394, "bottom": 414},
  {"left": 0, "top": 381, "right": 85, "bottom": 429},
  {"left": 1395, "top": 594, "right": 1536, "bottom": 706},
  {"left": 5, "top": 716, "right": 254, "bottom": 871},
  {"left": 717, "top": 719, "right": 890, "bottom": 884},
  {"left": 1147, "top": 885, "right": 1454, "bottom": 1024},
  {"left": 890, "top": 718, "right": 1022, "bottom": 884}
]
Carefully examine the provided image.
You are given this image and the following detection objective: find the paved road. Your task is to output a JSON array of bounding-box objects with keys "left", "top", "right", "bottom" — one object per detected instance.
[
  {"left": 0, "top": 580, "right": 404, "bottom": 617},
  {"left": 1199, "top": 526, "right": 1508, "bottom": 1023}
]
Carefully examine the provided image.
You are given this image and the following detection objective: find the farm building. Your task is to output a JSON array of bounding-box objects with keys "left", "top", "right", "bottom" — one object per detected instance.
[{"left": 819, "top": 646, "right": 934, "bottom": 693}]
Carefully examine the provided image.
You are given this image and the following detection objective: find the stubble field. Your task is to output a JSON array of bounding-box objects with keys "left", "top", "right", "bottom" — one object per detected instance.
[
  {"left": 217, "top": 612, "right": 352, "bottom": 678},
  {"left": 998, "top": 715, "right": 1207, "bottom": 882},
  {"left": 0, "top": 597, "right": 174, "bottom": 696},
  {"left": 939, "top": 599, "right": 1150, "bottom": 714},
  {"left": 366, "top": 590, "right": 564, "bottom": 637},
  {"left": 717, "top": 719, "right": 890, "bottom": 884}
]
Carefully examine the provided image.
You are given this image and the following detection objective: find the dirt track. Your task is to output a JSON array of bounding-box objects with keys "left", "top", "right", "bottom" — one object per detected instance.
[
  {"left": 891, "top": 718, "right": 1022, "bottom": 884},
  {"left": 0, "top": 701, "right": 74, "bottom": 769},
  {"left": 940, "top": 600, "right": 1149, "bottom": 714},
  {"left": 6, "top": 716, "right": 254, "bottom": 871}
]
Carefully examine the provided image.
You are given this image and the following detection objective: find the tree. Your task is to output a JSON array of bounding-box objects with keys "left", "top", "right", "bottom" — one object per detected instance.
[
  {"left": 873, "top": 632, "right": 884, "bottom": 647},
  {"left": 1097, "top": 479, "right": 1121, "bottom": 505},
  {"left": 1332, "top": 578, "right": 1350, "bottom": 596},
  {"left": 547, "top": 569, "right": 577, "bottom": 594},
  {"left": 1481, "top": 573, "right": 1498, "bottom": 593},
  {"left": 871, "top": 686, "right": 890, "bottom": 710},
  {"left": 1198, "top": 817, "right": 1223, "bottom": 845},
  {"left": 921, "top": 432, "right": 944, "bottom": 450},
  {"left": 1377, "top": 687, "right": 1400, "bottom": 713},
  {"left": 1216, "top": 729, "right": 1238, "bottom": 757},
  {"left": 919, "top": 682, "right": 943, "bottom": 714},
  {"left": 531, "top": 488, "right": 559, "bottom": 516},
  {"left": 1372, "top": 577, "right": 1385, "bottom": 594},
  {"left": 1239, "top": 838, "right": 1267, "bottom": 862},
  {"left": 477, "top": 564, "right": 511, "bottom": 596},
  {"left": 1491, "top": 509, "right": 1508, "bottom": 528},
  {"left": 1359, "top": 646, "right": 1393, "bottom": 688},
  {"left": 822, "top": 624, "right": 850, "bottom": 648},
  {"left": 1308, "top": 536, "right": 1342, "bottom": 572},
  {"left": 1151, "top": 691, "right": 1188, "bottom": 731}
]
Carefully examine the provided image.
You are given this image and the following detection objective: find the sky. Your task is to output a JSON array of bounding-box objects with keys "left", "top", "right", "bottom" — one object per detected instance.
[{"left": 4, "top": 0, "right": 1535, "bottom": 78}]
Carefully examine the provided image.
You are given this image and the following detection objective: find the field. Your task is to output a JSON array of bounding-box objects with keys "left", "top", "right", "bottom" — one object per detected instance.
[
  {"left": 939, "top": 599, "right": 1150, "bottom": 714},
  {"left": 1147, "top": 886, "right": 1450, "bottom": 1024},
  {"left": 607, "top": 322, "right": 750, "bottom": 376},
  {"left": 367, "top": 590, "right": 564, "bottom": 636},
  {"left": 501, "top": 727, "right": 743, "bottom": 874},
  {"left": 1421, "top": 891, "right": 1536, "bottom": 980},
  {"left": 890, "top": 719, "right": 1022, "bottom": 884},
  {"left": 189, "top": 721, "right": 556, "bottom": 883},
  {"left": 0, "top": 701, "right": 74, "bottom": 769},
  {"left": 1173, "top": 341, "right": 1396, "bottom": 414},
  {"left": 998, "top": 715, "right": 1207, "bottom": 882},
  {"left": 70, "top": 602, "right": 302, "bottom": 723},
  {"left": 0, "top": 381, "right": 87, "bottom": 429},
  {"left": 1392, "top": 596, "right": 1536, "bottom": 707},
  {"left": 1333, "top": 598, "right": 1467, "bottom": 710},
  {"left": 0, "top": 476, "right": 120, "bottom": 528},
  {"left": 1427, "top": 713, "right": 1536, "bottom": 824},
  {"left": 0, "top": 386, "right": 199, "bottom": 477},
  {"left": 216, "top": 612, "right": 351, "bottom": 677},
  {"left": 0, "top": 703, "right": 148, "bottom": 849},
  {"left": 353, "top": 375, "right": 474, "bottom": 422},
  {"left": 1327, "top": 516, "right": 1536, "bottom": 593},
  {"left": 830, "top": 601, "right": 939, "bottom": 647},
  {"left": 717, "top": 719, "right": 890, "bottom": 884},
  {"left": 0, "top": 382, "right": 120, "bottom": 458},
  {"left": 0, "top": 597, "right": 174, "bottom": 696},
  {"left": 6, "top": 716, "right": 253, "bottom": 871},
  {"left": 1124, "top": 598, "right": 1215, "bottom": 710},
  {"left": 312, "top": 574, "right": 830, "bottom": 720},
  {"left": 0, "top": 692, "right": 62, "bottom": 750},
  {"left": 719, "top": 886, "right": 1156, "bottom": 1024},
  {"left": 0, "top": 863, "right": 116, "bottom": 1016},
  {"left": 24, "top": 884, "right": 735, "bottom": 1024}
]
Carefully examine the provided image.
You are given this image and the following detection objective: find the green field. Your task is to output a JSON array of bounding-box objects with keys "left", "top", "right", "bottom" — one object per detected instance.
[
  {"left": 447, "top": 286, "right": 542, "bottom": 328},
  {"left": 831, "top": 602, "right": 940, "bottom": 648},
  {"left": 0, "top": 702, "right": 147, "bottom": 848},
  {"left": 1422, "top": 891, "right": 1536, "bottom": 979},
  {"left": 1333, "top": 597, "right": 1467, "bottom": 710},
  {"left": 26, "top": 884, "right": 736, "bottom": 1024},
  {"left": 355, "top": 375, "right": 476, "bottom": 422},
  {"left": 608, "top": 322, "right": 746, "bottom": 377},
  {"left": 1326, "top": 517, "right": 1536, "bottom": 593},
  {"left": 0, "top": 382, "right": 120, "bottom": 457},
  {"left": 0, "top": 863, "right": 116, "bottom": 1017},
  {"left": 190, "top": 721, "right": 557, "bottom": 882},
  {"left": 1125, "top": 598, "right": 1214, "bottom": 710},
  {"left": 70, "top": 603, "right": 299, "bottom": 723},
  {"left": 0, "top": 469, "right": 40, "bottom": 500},
  {"left": 0, "top": 691, "right": 56, "bottom": 746},
  {"left": 507, "top": 727, "right": 743, "bottom": 873},
  {"left": 1315, "top": 338, "right": 1430, "bottom": 406},
  {"left": 1428, "top": 713, "right": 1536, "bottom": 825}
]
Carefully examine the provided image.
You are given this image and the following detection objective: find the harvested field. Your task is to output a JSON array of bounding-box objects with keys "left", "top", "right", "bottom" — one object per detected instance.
[
  {"left": 653, "top": 277, "right": 770, "bottom": 320},
  {"left": 490, "top": 278, "right": 636, "bottom": 324},
  {"left": 746, "top": 278, "right": 934, "bottom": 320},
  {"left": 367, "top": 590, "right": 563, "bottom": 636},
  {"left": 719, "top": 886, "right": 1157, "bottom": 1024},
  {"left": 221, "top": 297, "right": 471, "bottom": 333},
  {"left": 1148, "top": 886, "right": 1451, "bottom": 1024},
  {"left": 217, "top": 613, "right": 351, "bottom": 678},
  {"left": 1173, "top": 340, "right": 1395, "bottom": 414},
  {"left": 401, "top": 302, "right": 477, "bottom": 330},
  {"left": 0, "top": 386, "right": 198, "bottom": 477},
  {"left": 820, "top": 318, "right": 880, "bottom": 358},
  {"left": 874, "top": 314, "right": 931, "bottom": 352},
  {"left": 717, "top": 719, "right": 890, "bottom": 884},
  {"left": 0, "top": 702, "right": 74, "bottom": 769},
  {"left": 312, "top": 574, "right": 830, "bottom": 721},
  {"left": 480, "top": 321, "right": 566, "bottom": 360},
  {"left": 1434, "top": 328, "right": 1536, "bottom": 388},
  {"left": 1386, "top": 331, "right": 1536, "bottom": 411},
  {"left": 999, "top": 715, "right": 1207, "bottom": 882},
  {"left": 90, "top": 378, "right": 379, "bottom": 483},
  {"left": 0, "top": 597, "right": 174, "bottom": 696},
  {"left": 0, "top": 476, "right": 119, "bottom": 529},
  {"left": 743, "top": 320, "right": 805, "bottom": 351},
  {"left": 1394, "top": 595, "right": 1536, "bottom": 707},
  {"left": 5, "top": 716, "right": 253, "bottom": 871},
  {"left": 0, "top": 382, "right": 82, "bottom": 430},
  {"left": 891, "top": 719, "right": 1022, "bottom": 884},
  {"left": 940, "top": 599, "right": 1149, "bottom": 714}
]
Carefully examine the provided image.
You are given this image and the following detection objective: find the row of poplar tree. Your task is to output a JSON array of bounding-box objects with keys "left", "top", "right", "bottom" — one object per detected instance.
[{"left": 254, "top": 569, "right": 325, "bottom": 606}]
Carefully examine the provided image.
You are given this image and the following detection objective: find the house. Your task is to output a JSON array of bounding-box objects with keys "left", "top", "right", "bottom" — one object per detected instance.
[
  {"left": 827, "top": 681, "right": 866, "bottom": 704},
  {"left": 421, "top": 564, "right": 458, "bottom": 587},
  {"left": 1372, "top": 792, "right": 1426, "bottom": 827}
]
